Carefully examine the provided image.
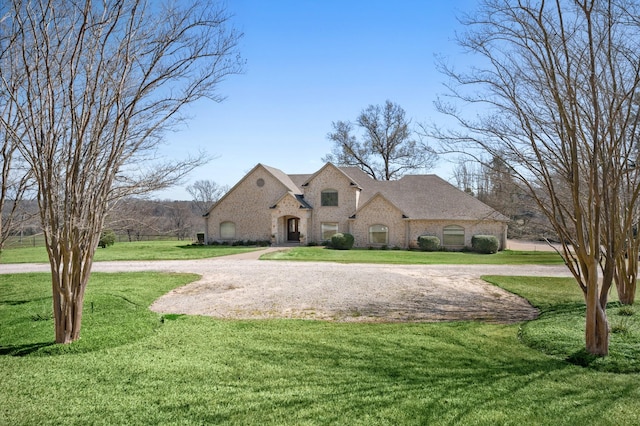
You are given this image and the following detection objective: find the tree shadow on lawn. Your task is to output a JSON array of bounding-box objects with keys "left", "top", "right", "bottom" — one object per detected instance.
[
  {"left": 0, "top": 296, "right": 53, "bottom": 306},
  {"left": 202, "top": 325, "right": 628, "bottom": 424},
  {"left": 0, "top": 341, "right": 55, "bottom": 356}
]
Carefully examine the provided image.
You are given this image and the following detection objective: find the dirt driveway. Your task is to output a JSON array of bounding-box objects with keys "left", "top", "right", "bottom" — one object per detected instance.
[{"left": 1, "top": 245, "right": 573, "bottom": 324}]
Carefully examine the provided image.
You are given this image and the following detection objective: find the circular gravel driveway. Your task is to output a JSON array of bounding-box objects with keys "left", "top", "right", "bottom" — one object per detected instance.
[{"left": 1, "top": 247, "right": 573, "bottom": 324}]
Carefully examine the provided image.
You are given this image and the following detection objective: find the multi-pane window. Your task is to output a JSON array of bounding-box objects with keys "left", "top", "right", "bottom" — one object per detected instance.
[
  {"left": 220, "top": 221, "right": 236, "bottom": 239},
  {"left": 369, "top": 224, "right": 388, "bottom": 244},
  {"left": 321, "top": 189, "right": 338, "bottom": 206},
  {"left": 321, "top": 222, "right": 339, "bottom": 240},
  {"left": 443, "top": 225, "right": 465, "bottom": 246}
]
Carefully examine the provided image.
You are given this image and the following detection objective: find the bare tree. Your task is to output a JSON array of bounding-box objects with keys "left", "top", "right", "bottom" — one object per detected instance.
[
  {"left": 0, "top": 148, "right": 33, "bottom": 253},
  {"left": 323, "top": 100, "right": 437, "bottom": 180},
  {"left": 0, "top": 0, "right": 243, "bottom": 343},
  {"left": 452, "top": 158, "right": 482, "bottom": 196},
  {"left": 186, "top": 179, "right": 228, "bottom": 215},
  {"left": 165, "top": 201, "right": 193, "bottom": 240},
  {"left": 432, "top": 0, "right": 640, "bottom": 355},
  {"left": 452, "top": 156, "right": 544, "bottom": 239},
  {"left": 106, "top": 198, "right": 165, "bottom": 241},
  {"left": 0, "top": 66, "right": 33, "bottom": 253}
]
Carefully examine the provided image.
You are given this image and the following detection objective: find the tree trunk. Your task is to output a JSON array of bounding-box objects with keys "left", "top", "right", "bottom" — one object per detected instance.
[
  {"left": 48, "top": 238, "right": 94, "bottom": 344},
  {"left": 615, "top": 247, "right": 637, "bottom": 305},
  {"left": 585, "top": 296, "right": 609, "bottom": 356},
  {"left": 617, "top": 281, "right": 636, "bottom": 305},
  {"left": 585, "top": 261, "right": 609, "bottom": 356}
]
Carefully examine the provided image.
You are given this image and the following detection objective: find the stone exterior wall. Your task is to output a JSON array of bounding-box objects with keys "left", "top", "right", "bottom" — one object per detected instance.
[
  {"left": 206, "top": 166, "right": 287, "bottom": 242},
  {"left": 407, "top": 220, "right": 507, "bottom": 250},
  {"left": 302, "top": 165, "right": 360, "bottom": 243},
  {"left": 349, "top": 195, "right": 406, "bottom": 248}
]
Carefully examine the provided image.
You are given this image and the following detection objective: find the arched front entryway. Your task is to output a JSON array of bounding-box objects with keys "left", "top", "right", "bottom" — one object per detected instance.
[
  {"left": 287, "top": 217, "right": 300, "bottom": 242},
  {"left": 270, "top": 193, "right": 311, "bottom": 245},
  {"left": 271, "top": 213, "right": 309, "bottom": 245}
]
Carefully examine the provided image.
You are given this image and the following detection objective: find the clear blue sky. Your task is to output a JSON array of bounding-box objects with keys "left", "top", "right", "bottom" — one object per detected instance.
[{"left": 156, "top": 1, "right": 478, "bottom": 200}]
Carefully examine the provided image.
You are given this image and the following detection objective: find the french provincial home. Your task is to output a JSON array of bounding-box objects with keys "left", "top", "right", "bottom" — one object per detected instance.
[{"left": 204, "top": 163, "right": 508, "bottom": 249}]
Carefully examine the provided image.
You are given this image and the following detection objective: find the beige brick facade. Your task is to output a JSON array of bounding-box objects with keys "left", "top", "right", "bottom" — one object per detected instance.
[
  {"left": 349, "top": 195, "right": 406, "bottom": 247},
  {"left": 301, "top": 164, "right": 360, "bottom": 243},
  {"left": 205, "top": 163, "right": 509, "bottom": 249},
  {"left": 205, "top": 166, "right": 286, "bottom": 242}
]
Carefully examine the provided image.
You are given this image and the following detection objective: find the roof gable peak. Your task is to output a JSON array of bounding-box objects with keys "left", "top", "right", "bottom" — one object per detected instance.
[
  {"left": 301, "top": 162, "right": 361, "bottom": 188},
  {"left": 353, "top": 191, "right": 407, "bottom": 218}
]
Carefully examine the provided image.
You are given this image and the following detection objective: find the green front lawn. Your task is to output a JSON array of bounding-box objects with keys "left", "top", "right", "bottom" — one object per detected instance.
[
  {"left": 1, "top": 240, "right": 565, "bottom": 265},
  {"left": 0, "top": 240, "right": 260, "bottom": 263},
  {"left": 1, "top": 272, "right": 639, "bottom": 425},
  {"left": 488, "top": 275, "right": 640, "bottom": 373},
  {"left": 262, "top": 246, "right": 565, "bottom": 264}
]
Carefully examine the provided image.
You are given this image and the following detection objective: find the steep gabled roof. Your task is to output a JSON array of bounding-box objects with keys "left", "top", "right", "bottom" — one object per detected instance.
[
  {"left": 270, "top": 191, "right": 313, "bottom": 210},
  {"left": 205, "top": 163, "right": 301, "bottom": 216},
  {"left": 336, "top": 166, "right": 374, "bottom": 186},
  {"left": 352, "top": 191, "right": 406, "bottom": 218},
  {"left": 288, "top": 174, "right": 312, "bottom": 189},
  {"left": 262, "top": 164, "right": 301, "bottom": 193},
  {"left": 301, "top": 163, "right": 362, "bottom": 188}
]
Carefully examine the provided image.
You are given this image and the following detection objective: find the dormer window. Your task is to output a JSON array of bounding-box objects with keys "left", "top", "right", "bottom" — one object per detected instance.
[{"left": 321, "top": 189, "right": 338, "bottom": 206}]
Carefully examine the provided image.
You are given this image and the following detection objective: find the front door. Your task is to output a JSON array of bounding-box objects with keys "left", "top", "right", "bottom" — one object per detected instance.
[{"left": 287, "top": 218, "right": 300, "bottom": 241}]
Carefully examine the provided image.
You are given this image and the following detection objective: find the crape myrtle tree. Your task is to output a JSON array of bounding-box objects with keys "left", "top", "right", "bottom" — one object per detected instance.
[
  {"left": 0, "top": 0, "right": 243, "bottom": 344},
  {"left": 432, "top": 0, "right": 640, "bottom": 356},
  {"left": 323, "top": 100, "right": 438, "bottom": 180}
]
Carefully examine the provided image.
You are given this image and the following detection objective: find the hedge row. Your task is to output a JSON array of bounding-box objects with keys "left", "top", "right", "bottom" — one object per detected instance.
[{"left": 417, "top": 234, "right": 500, "bottom": 254}]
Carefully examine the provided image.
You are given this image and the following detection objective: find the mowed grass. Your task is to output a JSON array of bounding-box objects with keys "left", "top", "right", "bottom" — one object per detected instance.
[
  {"left": 261, "top": 246, "right": 565, "bottom": 264},
  {"left": 1, "top": 272, "right": 640, "bottom": 425},
  {"left": 0, "top": 240, "right": 260, "bottom": 263},
  {"left": 486, "top": 275, "right": 640, "bottom": 373}
]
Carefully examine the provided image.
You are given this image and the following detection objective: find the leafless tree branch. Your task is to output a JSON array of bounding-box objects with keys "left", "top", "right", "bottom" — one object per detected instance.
[{"left": 0, "top": 0, "right": 243, "bottom": 343}]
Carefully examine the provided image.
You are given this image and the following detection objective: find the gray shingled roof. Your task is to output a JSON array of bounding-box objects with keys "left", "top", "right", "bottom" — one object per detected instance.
[
  {"left": 336, "top": 167, "right": 509, "bottom": 222},
  {"left": 262, "top": 165, "right": 301, "bottom": 193},
  {"left": 288, "top": 174, "right": 311, "bottom": 190},
  {"left": 260, "top": 163, "right": 508, "bottom": 222}
]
